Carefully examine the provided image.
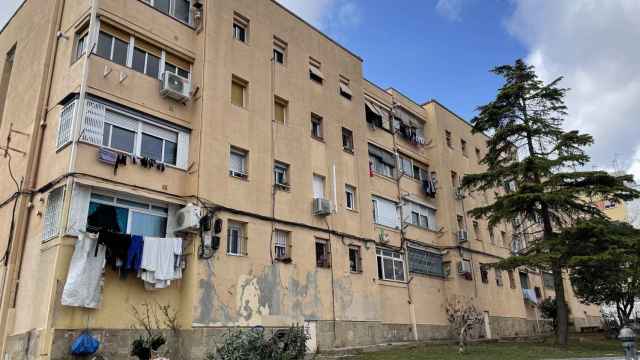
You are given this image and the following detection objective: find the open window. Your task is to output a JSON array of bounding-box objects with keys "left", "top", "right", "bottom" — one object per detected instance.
[
  {"left": 348, "top": 245, "right": 362, "bottom": 273},
  {"left": 274, "top": 229, "right": 291, "bottom": 261},
  {"left": 86, "top": 192, "right": 168, "bottom": 237}
]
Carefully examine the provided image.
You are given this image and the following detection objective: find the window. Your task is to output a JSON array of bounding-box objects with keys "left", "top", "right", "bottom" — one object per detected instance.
[
  {"left": 86, "top": 192, "right": 168, "bottom": 237},
  {"left": 399, "top": 155, "right": 429, "bottom": 181},
  {"left": 274, "top": 97, "right": 287, "bottom": 124},
  {"left": 79, "top": 99, "right": 189, "bottom": 168},
  {"left": 312, "top": 174, "right": 325, "bottom": 199},
  {"left": 315, "top": 238, "right": 331, "bottom": 268},
  {"left": 233, "top": 14, "right": 249, "bottom": 43},
  {"left": 132, "top": 47, "right": 161, "bottom": 79},
  {"left": 273, "top": 38, "right": 286, "bottom": 65},
  {"left": 143, "top": 0, "right": 190, "bottom": 22},
  {"left": 372, "top": 196, "right": 400, "bottom": 229},
  {"left": 311, "top": 113, "right": 323, "bottom": 139},
  {"left": 408, "top": 246, "right": 443, "bottom": 277},
  {"left": 543, "top": 272, "right": 554, "bottom": 289},
  {"left": 100, "top": 110, "right": 179, "bottom": 166},
  {"left": 96, "top": 31, "right": 128, "bottom": 66},
  {"left": 496, "top": 269, "right": 504, "bottom": 287},
  {"left": 457, "top": 215, "right": 465, "bottom": 232},
  {"left": 342, "top": 127, "right": 354, "bottom": 152},
  {"left": 445, "top": 130, "right": 452, "bottom": 148},
  {"left": 164, "top": 62, "right": 190, "bottom": 79},
  {"left": 519, "top": 272, "right": 530, "bottom": 290},
  {"left": 377, "top": 248, "right": 405, "bottom": 281},
  {"left": 480, "top": 264, "right": 489, "bottom": 284},
  {"left": 227, "top": 221, "right": 247, "bottom": 256},
  {"left": 489, "top": 228, "right": 496, "bottom": 245},
  {"left": 475, "top": 147, "right": 482, "bottom": 162},
  {"left": 500, "top": 231, "right": 507, "bottom": 247},
  {"left": 274, "top": 162, "right": 289, "bottom": 188},
  {"left": 56, "top": 100, "right": 76, "bottom": 150},
  {"left": 309, "top": 58, "right": 324, "bottom": 84},
  {"left": 339, "top": 78, "right": 352, "bottom": 100},
  {"left": 405, "top": 201, "right": 437, "bottom": 231},
  {"left": 345, "top": 185, "right": 356, "bottom": 210},
  {"left": 231, "top": 76, "right": 247, "bottom": 108},
  {"left": 534, "top": 286, "right": 542, "bottom": 299},
  {"left": 229, "top": 147, "right": 248, "bottom": 178},
  {"left": 349, "top": 246, "right": 362, "bottom": 273},
  {"left": 451, "top": 171, "right": 459, "bottom": 189},
  {"left": 461, "top": 139, "right": 468, "bottom": 157},
  {"left": 42, "top": 187, "right": 65, "bottom": 241},
  {"left": 365, "top": 100, "right": 390, "bottom": 130},
  {"left": 274, "top": 229, "right": 291, "bottom": 260},
  {"left": 0, "top": 45, "right": 16, "bottom": 128},
  {"left": 75, "top": 32, "right": 88, "bottom": 61},
  {"left": 368, "top": 144, "right": 395, "bottom": 178},
  {"left": 473, "top": 221, "right": 481, "bottom": 241},
  {"left": 508, "top": 270, "right": 516, "bottom": 289}
]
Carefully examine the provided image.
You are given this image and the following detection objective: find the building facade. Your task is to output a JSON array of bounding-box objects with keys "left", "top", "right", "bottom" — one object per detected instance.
[{"left": 0, "top": 0, "right": 600, "bottom": 358}]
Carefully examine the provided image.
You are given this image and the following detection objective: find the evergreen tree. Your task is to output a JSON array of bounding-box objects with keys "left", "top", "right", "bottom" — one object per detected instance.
[
  {"left": 565, "top": 218, "right": 640, "bottom": 326},
  {"left": 462, "top": 59, "right": 639, "bottom": 345}
]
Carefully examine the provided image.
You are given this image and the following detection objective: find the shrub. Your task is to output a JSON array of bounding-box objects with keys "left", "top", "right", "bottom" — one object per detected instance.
[{"left": 208, "top": 325, "right": 309, "bottom": 360}]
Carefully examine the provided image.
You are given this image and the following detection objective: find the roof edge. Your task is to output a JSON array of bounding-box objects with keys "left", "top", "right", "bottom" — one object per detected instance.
[
  {"left": 424, "top": 99, "right": 489, "bottom": 139},
  {"left": 0, "top": 0, "right": 27, "bottom": 35},
  {"left": 271, "top": 0, "right": 363, "bottom": 62}
]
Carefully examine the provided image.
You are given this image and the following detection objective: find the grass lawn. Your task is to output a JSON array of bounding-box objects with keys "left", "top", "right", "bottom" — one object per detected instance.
[{"left": 352, "top": 335, "right": 622, "bottom": 360}]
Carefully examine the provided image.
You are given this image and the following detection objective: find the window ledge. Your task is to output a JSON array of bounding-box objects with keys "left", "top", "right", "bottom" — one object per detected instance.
[
  {"left": 343, "top": 148, "right": 354, "bottom": 155},
  {"left": 311, "top": 135, "right": 325, "bottom": 143},
  {"left": 230, "top": 174, "right": 249, "bottom": 182},
  {"left": 376, "top": 279, "right": 408, "bottom": 287},
  {"left": 231, "top": 104, "right": 249, "bottom": 111},
  {"left": 373, "top": 224, "right": 401, "bottom": 233},
  {"left": 409, "top": 272, "right": 446, "bottom": 280},
  {"left": 371, "top": 172, "right": 397, "bottom": 184},
  {"left": 346, "top": 208, "right": 359, "bottom": 214}
]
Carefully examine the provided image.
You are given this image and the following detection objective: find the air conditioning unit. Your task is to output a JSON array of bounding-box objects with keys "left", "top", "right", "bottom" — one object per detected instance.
[
  {"left": 455, "top": 187, "right": 465, "bottom": 200},
  {"left": 312, "top": 198, "right": 332, "bottom": 216},
  {"left": 457, "top": 260, "right": 472, "bottom": 274},
  {"left": 160, "top": 71, "right": 192, "bottom": 102},
  {"left": 457, "top": 230, "right": 468, "bottom": 243},
  {"left": 175, "top": 203, "right": 202, "bottom": 233}
]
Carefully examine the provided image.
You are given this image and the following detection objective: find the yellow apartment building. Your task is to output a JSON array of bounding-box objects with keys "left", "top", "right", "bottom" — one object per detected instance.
[{"left": 0, "top": 0, "right": 600, "bottom": 358}]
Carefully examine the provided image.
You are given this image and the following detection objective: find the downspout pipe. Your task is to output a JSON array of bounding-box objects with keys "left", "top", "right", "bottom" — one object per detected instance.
[{"left": 0, "top": 0, "right": 66, "bottom": 354}]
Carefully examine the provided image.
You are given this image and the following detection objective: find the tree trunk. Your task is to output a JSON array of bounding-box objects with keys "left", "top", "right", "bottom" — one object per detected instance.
[{"left": 552, "top": 263, "right": 569, "bottom": 345}]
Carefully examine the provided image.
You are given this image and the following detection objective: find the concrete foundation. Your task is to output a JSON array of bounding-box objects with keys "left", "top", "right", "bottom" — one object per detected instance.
[{"left": 6, "top": 316, "right": 555, "bottom": 359}]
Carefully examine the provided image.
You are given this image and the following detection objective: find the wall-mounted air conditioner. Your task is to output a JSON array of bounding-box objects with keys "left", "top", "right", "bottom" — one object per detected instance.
[
  {"left": 457, "top": 230, "right": 468, "bottom": 243},
  {"left": 312, "top": 198, "right": 332, "bottom": 216},
  {"left": 175, "top": 203, "right": 202, "bottom": 233},
  {"left": 160, "top": 71, "right": 192, "bottom": 102}
]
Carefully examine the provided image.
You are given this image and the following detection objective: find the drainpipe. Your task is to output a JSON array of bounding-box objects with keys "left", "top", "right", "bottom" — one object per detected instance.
[
  {"left": 390, "top": 97, "right": 419, "bottom": 341},
  {"left": 0, "top": 0, "right": 66, "bottom": 354}
]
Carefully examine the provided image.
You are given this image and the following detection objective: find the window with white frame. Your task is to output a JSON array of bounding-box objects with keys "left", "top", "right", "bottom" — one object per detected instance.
[
  {"left": 94, "top": 25, "right": 192, "bottom": 79},
  {"left": 97, "top": 108, "right": 182, "bottom": 166},
  {"left": 372, "top": 196, "right": 400, "bottom": 229},
  {"left": 376, "top": 248, "right": 405, "bottom": 281},
  {"left": 86, "top": 192, "right": 168, "bottom": 237},
  {"left": 96, "top": 31, "right": 128, "bottom": 66},
  {"left": 345, "top": 185, "right": 356, "bottom": 210},
  {"left": 405, "top": 200, "right": 437, "bottom": 231},
  {"left": 74, "top": 31, "right": 88, "bottom": 61},
  {"left": 273, "top": 38, "right": 287, "bottom": 65},
  {"left": 349, "top": 245, "right": 362, "bottom": 273},
  {"left": 142, "top": 0, "right": 191, "bottom": 24},
  {"left": 132, "top": 46, "right": 161, "bottom": 79},
  {"left": 56, "top": 100, "right": 76, "bottom": 150},
  {"left": 76, "top": 99, "right": 189, "bottom": 168},
  {"left": 229, "top": 147, "right": 248, "bottom": 178},
  {"left": 227, "top": 220, "right": 247, "bottom": 256},
  {"left": 408, "top": 246, "right": 443, "bottom": 277},
  {"left": 312, "top": 174, "right": 325, "bottom": 199},
  {"left": 233, "top": 13, "right": 249, "bottom": 43},
  {"left": 274, "top": 161, "right": 289, "bottom": 187},
  {"left": 342, "top": 127, "right": 354, "bottom": 152},
  {"left": 42, "top": 187, "right": 65, "bottom": 241},
  {"left": 274, "top": 229, "right": 291, "bottom": 260},
  {"left": 399, "top": 155, "right": 429, "bottom": 181},
  {"left": 311, "top": 113, "right": 323, "bottom": 139}
]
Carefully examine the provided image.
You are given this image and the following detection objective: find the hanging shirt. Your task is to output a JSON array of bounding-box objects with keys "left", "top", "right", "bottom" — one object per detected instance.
[
  {"left": 140, "top": 237, "right": 183, "bottom": 289},
  {"left": 61, "top": 233, "right": 106, "bottom": 309},
  {"left": 126, "top": 235, "right": 144, "bottom": 272}
]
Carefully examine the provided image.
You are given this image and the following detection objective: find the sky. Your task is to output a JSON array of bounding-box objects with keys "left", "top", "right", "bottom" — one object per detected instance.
[{"left": 1, "top": 0, "right": 639, "bottom": 180}]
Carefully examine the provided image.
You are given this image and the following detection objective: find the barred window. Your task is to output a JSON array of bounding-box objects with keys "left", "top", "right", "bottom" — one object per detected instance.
[
  {"left": 42, "top": 187, "right": 65, "bottom": 242},
  {"left": 408, "top": 246, "right": 444, "bottom": 277}
]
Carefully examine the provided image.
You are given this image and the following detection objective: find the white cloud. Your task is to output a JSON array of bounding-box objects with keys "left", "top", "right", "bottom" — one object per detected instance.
[
  {"left": 276, "top": 0, "right": 361, "bottom": 31},
  {"left": 507, "top": 0, "right": 640, "bottom": 181},
  {"left": 436, "top": 0, "right": 463, "bottom": 22},
  {"left": 0, "top": 0, "right": 23, "bottom": 30}
]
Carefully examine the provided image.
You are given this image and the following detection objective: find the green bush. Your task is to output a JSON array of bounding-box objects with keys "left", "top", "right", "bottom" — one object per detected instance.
[{"left": 208, "top": 325, "right": 309, "bottom": 360}]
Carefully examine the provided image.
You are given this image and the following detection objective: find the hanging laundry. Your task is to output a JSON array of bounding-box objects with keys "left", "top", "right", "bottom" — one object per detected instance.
[
  {"left": 139, "top": 237, "right": 183, "bottom": 289},
  {"left": 126, "top": 235, "right": 144, "bottom": 272},
  {"left": 98, "top": 148, "right": 117, "bottom": 165},
  {"left": 61, "top": 233, "right": 106, "bottom": 309},
  {"left": 97, "top": 231, "right": 132, "bottom": 271}
]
